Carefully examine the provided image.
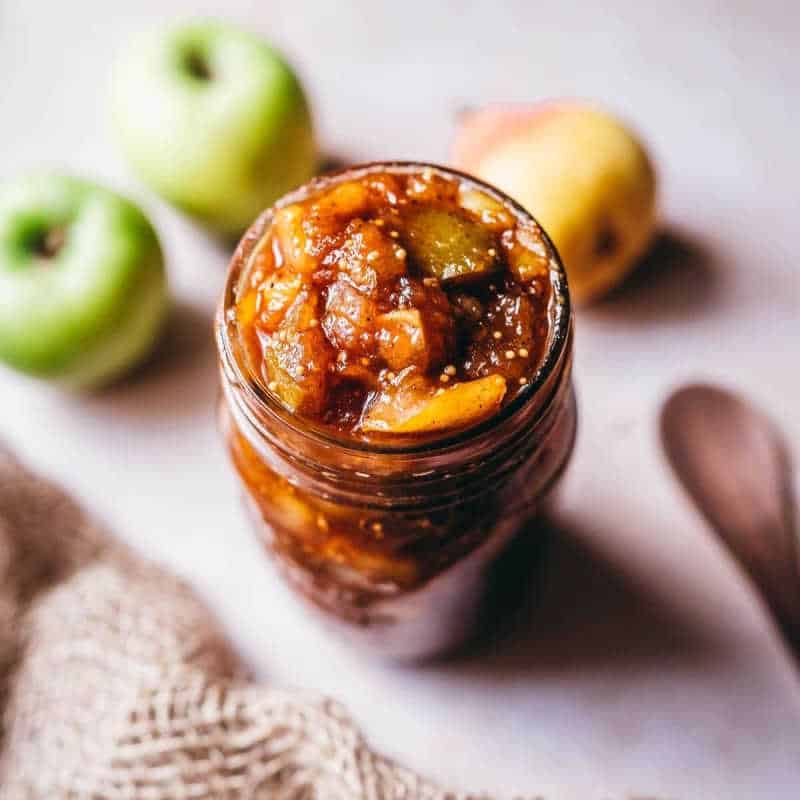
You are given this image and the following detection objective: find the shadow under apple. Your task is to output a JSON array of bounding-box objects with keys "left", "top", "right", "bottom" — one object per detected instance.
[
  {"left": 585, "top": 229, "right": 720, "bottom": 325},
  {"left": 81, "top": 301, "right": 218, "bottom": 420}
]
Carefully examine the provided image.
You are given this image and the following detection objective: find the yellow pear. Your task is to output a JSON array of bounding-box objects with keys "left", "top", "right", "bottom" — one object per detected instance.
[{"left": 452, "top": 102, "right": 657, "bottom": 304}]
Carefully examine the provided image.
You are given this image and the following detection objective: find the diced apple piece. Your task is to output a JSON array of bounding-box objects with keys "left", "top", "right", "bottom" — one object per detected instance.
[
  {"left": 272, "top": 203, "right": 343, "bottom": 273},
  {"left": 302, "top": 212, "right": 345, "bottom": 263},
  {"left": 313, "top": 181, "right": 371, "bottom": 219},
  {"left": 504, "top": 221, "right": 552, "bottom": 283},
  {"left": 263, "top": 290, "right": 331, "bottom": 414},
  {"left": 327, "top": 219, "right": 405, "bottom": 293},
  {"left": 285, "top": 286, "right": 321, "bottom": 331},
  {"left": 362, "top": 374, "right": 506, "bottom": 434},
  {"left": 257, "top": 271, "right": 303, "bottom": 331},
  {"left": 321, "top": 277, "right": 377, "bottom": 353},
  {"left": 271, "top": 487, "right": 318, "bottom": 533},
  {"left": 229, "top": 433, "right": 321, "bottom": 532},
  {"left": 376, "top": 308, "right": 445, "bottom": 372},
  {"left": 271, "top": 204, "right": 311, "bottom": 272},
  {"left": 404, "top": 208, "right": 499, "bottom": 283},
  {"left": 365, "top": 173, "right": 404, "bottom": 205},
  {"left": 360, "top": 368, "right": 432, "bottom": 432},
  {"left": 322, "top": 537, "right": 418, "bottom": 587},
  {"left": 263, "top": 335, "right": 329, "bottom": 414},
  {"left": 508, "top": 249, "right": 551, "bottom": 284},
  {"left": 458, "top": 187, "right": 514, "bottom": 230},
  {"left": 390, "top": 375, "right": 506, "bottom": 433},
  {"left": 236, "top": 289, "right": 259, "bottom": 327},
  {"left": 405, "top": 171, "right": 459, "bottom": 203}
]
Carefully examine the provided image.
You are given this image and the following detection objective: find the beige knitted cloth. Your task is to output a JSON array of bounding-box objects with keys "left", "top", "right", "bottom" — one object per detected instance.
[{"left": 0, "top": 444, "right": 483, "bottom": 800}]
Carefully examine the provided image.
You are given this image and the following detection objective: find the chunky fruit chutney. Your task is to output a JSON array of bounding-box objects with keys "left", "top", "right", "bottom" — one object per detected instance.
[{"left": 217, "top": 163, "right": 576, "bottom": 660}]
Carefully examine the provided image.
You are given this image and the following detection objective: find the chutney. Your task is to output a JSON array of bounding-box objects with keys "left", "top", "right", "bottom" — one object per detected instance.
[{"left": 233, "top": 166, "right": 556, "bottom": 440}]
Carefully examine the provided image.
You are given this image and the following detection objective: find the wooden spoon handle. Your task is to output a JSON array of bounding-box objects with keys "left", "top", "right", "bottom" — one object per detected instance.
[{"left": 661, "top": 384, "right": 800, "bottom": 656}]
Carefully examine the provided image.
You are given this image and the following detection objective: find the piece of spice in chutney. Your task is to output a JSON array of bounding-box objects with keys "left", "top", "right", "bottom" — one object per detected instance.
[{"left": 234, "top": 166, "right": 559, "bottom": 440}]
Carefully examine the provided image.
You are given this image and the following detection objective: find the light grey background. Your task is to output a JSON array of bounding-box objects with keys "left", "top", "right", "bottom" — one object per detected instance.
[{"left": 1, "top": 1, "right": 799, "bottom": 798}]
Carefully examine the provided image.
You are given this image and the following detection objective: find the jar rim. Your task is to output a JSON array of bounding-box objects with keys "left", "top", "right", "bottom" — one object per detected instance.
[{"left": 216, "top": 160, "right": 572, "bottom": 458}]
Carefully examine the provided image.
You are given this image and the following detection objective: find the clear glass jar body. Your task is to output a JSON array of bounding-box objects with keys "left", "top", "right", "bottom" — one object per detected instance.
[{"left": 216, "top": 163, "right": 577, "bottom": 661}]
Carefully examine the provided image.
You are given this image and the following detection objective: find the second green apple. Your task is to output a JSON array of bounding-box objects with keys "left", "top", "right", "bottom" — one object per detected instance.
[{"left": 112, "top": 21, "right": 316, "bottom": 238}]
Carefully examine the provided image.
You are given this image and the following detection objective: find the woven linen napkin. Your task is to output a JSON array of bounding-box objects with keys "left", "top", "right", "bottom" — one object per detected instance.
[{"left": 0, "top": 443, "right": 484, "bottom": 799}]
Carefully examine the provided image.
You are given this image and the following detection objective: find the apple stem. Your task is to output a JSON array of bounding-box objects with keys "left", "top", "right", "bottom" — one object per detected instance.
[
  {"left": 35, "top": 228, "right": 66, "bottom": 260},
  {"left": 185, "top": 49, "right": 212, "bottom": 81}
]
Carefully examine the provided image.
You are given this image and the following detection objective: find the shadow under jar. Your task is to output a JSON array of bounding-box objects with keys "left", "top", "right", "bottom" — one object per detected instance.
[{"left": 216, "top": 162, "right": 576, "bottom": 661}]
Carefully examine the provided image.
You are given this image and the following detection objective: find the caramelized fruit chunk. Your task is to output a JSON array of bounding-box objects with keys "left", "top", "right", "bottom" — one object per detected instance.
[
  {"left": 312, "top": 181, "right": 371, "bottom": 219},
  {"left": 458, "top": 187, "right": 515, "bottom": 230},
  {"left": 322, "top": 536, "right": 418, "bottom": 586},
  {"left": 464, "top": 288, "right": 539, "bottom": 385},
  {"left": 361, "top": 367, "right": 433, "bottom": 432},
  {"left": 263, "top": 290, "right": 331, "bottom": 413},
  {"left": 503, "top": 221, "right": 552, "bottom": 283},
  {"left": 322, "top": 277, "right": 377, "bottom": 354},
  {"left": 364, "top": 374, "right": 507, "bottom": 434},
  {"left": 376, "top": 309, "right": 447, "bottom": 372},
  {"left": 255, "top": 270, "right": 304, "bottom": 331},
  {"left": 405, "top": 171, "right": 459, "bottom": 204},
  {"left": 404, "top": 208, "right": 499, "bottom": 283},
  {"left": 271, "top": 205, "right": 315, "bottom": 273},
  {"left": 382, "top": 276, "right": 456, "bottom": 371},
  {"left": 326, "top": 218, "right": 405, "bottom": 293}
]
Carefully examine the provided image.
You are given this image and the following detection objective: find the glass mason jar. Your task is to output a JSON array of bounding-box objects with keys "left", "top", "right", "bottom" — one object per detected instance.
[{"left": 215, "top": 162, "right": 576, "bottom": 661}]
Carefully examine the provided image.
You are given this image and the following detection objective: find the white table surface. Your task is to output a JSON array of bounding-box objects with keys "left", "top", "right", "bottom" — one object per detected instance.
[{"left": 2, "top": 1, "right": 799, "bottom": 797}]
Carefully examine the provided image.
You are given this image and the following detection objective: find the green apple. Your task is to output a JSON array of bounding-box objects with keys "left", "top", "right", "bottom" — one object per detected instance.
[
  {"left": 111, "top": 21, "right": 316, "bottom": 237},
  {"left": 0, "top": 174, "right": 168, "bottom": 388}
]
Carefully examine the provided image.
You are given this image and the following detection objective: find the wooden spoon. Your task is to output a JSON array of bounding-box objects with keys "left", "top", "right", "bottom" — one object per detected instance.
[{"left": 661, "top": 383, "right": 800, "bottom": 650}]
